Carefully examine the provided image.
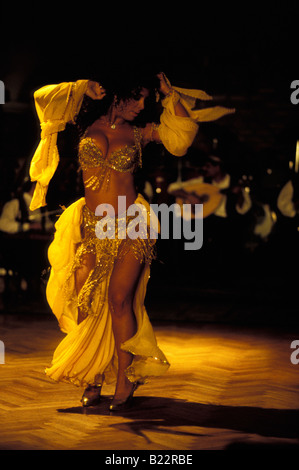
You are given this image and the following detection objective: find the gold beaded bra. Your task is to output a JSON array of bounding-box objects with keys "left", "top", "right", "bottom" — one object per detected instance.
[{"left": 78, "top": 126, "right": 143, "bottom": 191}]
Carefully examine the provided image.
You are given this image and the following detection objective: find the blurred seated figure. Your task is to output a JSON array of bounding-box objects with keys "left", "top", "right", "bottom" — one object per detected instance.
[
  {"left": 167, "top": 153, "right": 252, "bottom": 279},
  {"left": 0, "top": 180, "right": 53, "bottom": 234},
  {"left": 0, "top": 180, "right": 53, "bottom": 305},
  {"left": 277, "top": 176, "right": 299, "bottom": 219},
  {"left": 252, "top": 202, "right": 277, "bottom": 240},
  {"left": 275, "top": 174, "right": 299, "bottom": 267},
  {"left": 168, "top": 154, "right": 252, "bottom": 218}
]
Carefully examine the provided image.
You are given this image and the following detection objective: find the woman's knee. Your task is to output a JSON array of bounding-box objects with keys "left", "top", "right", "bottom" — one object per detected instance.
[
  {"left": 108, "top": 288, "right": 134, "bottom": 316},
  {"left": 108, "top": 251, "right": 143, "bottom": 317}
]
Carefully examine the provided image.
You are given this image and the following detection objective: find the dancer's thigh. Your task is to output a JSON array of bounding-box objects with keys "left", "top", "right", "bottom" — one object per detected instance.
[{"left": 108, "top": 249, "right": 144, "bottom": 315}]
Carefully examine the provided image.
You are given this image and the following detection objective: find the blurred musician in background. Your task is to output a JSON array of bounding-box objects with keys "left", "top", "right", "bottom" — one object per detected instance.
[
  {"left": 167, "top": 152, "right": 252, "bottom": 277},
  {"left": 168, "top": 153, "right": 251, "bottom": 219},
  {"left": 277, "top": 174, "right": 299, "bottom": 219},
  {"left": 0, "top": 180, "right": 53, "bottom": 303},
  {"left": 0, "top": 180, "right": 53, "bottom": 234}
]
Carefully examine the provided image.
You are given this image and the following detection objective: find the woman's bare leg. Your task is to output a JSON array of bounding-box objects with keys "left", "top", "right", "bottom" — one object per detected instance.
[
  {"left": 75, "top": 251, "right": 103, "bottom": 405},
  {"left": 108, "top": 250, "right": 144, "bottom": 402}
]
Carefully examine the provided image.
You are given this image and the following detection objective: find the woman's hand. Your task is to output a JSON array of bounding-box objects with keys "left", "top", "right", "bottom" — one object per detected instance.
[
  {"left": 157, "top": 72, "right": 189, "bottom": 117},
  {"left": 157, "top": 72, "right": 172, "bottom": 96},
  {"left": 86, "top": 81, "right": 106, "bottom": 100}
]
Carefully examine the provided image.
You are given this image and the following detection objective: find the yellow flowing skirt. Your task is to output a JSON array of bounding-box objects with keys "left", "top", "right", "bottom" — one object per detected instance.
[{"left": 45, "top": 194, "right": 170, "bottom": 388}]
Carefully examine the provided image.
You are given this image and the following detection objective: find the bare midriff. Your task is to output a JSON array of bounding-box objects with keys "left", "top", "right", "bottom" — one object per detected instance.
[{"left": 83, "top": 169, "right": 137, "bottom": 215}]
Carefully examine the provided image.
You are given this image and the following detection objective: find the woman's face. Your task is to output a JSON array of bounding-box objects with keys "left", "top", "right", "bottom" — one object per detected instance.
[{"left": 115, "top": 88, "right": 150, "bottom": 121}]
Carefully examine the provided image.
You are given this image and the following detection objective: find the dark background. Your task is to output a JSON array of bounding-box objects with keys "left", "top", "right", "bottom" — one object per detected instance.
[{"left": 0, "top": 3, "right": 298, "bottom": 328}]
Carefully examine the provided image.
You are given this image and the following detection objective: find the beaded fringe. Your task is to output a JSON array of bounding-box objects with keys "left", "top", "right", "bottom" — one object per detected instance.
[{"left": 63, "top": 204, "right": 156, "bottom": 321}]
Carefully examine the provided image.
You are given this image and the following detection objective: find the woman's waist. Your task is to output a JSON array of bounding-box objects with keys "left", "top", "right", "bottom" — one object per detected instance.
[
  {"left": 84, "top": 171, "right": 136, "bottom": 207},
  {"left": 84, "top": 188, "right": 138, "bottom": 216},
  {"left": 82, "top": 193, "right": 152, "bottom": 241}
]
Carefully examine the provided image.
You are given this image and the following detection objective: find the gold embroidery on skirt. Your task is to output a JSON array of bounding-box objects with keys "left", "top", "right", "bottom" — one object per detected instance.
[{"left": 63, "top": 205, "right": 156, "bottom": 321}]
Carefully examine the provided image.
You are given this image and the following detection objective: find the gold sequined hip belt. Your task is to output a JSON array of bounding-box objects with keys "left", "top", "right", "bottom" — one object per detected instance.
[
  {"left": 64, "top": 202, "right": 157, "bottom": 321},
  {"left": 81, "top": 204, "right": 152, "bottom": 242}
]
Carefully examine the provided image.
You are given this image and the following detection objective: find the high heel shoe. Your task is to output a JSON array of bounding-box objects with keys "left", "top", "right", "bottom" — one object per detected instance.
[
  {"left": 81, "top": 384, "right": 102, "bottom": 407},
  {"left": 109, "top": 383, "right": 139, "bottom": 412}
]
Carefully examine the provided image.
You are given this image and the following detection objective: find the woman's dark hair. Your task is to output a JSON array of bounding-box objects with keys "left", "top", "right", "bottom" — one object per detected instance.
[{"left": 75, "top": 69, "right": 161, "bottom": 136}]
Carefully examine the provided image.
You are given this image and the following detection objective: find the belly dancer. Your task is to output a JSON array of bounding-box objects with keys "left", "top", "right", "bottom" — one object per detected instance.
[{"left": 29, "top": 71, "right": 234, "bottom": 410}]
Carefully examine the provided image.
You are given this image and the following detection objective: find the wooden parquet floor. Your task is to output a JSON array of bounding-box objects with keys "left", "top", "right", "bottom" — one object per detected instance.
[{"left": 0, "top": 313, "right": 299, "bottom": 451}]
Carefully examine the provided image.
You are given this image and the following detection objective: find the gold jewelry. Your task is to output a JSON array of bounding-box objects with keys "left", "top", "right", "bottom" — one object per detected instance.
[
  {"left": 164, "top": 88, "right": 173, "bottom": 96},
  {"left": 162, "top": 88, "right": 180, "bottom": 106},
  {"left": 150, "top": 122, "right": 159, "bottom": 141},
  {"left": 100, "top": 115, "right": 117, "bottom": 130}
]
